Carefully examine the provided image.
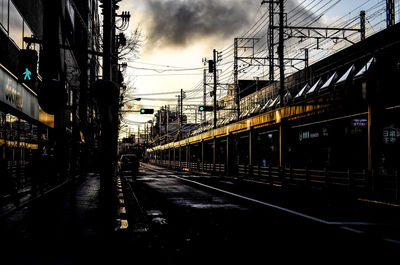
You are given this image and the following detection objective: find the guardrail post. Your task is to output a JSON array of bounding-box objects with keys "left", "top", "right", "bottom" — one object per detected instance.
[
  {"left": 395, "top": 170, "right": 399, "bottom": 202},
  {"left": 305, "top": 167, "right": 310, "bottom": 188},
  {"left": 249, "top": 164, "right": 252, "bottom": 178},
  {"left": 367, "top": 169, "right": 376, "bottom": 199},
  {"left": 348, "top": 168, "right": 354, "bottom": 195},
  {"left": 282, "top": 167, "right": 287, "bottom": 188},
  {"left": 269, "top": 165, "right": 273, "bottom": 187},
  {"left": 324, "top": 168, "right": 329, "bottom": 191}
]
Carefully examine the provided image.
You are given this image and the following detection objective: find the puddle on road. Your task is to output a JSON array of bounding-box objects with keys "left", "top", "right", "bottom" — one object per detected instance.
[
  {"left": 169, "top": 197, "right": 247, "bottom": 210},
  {"left": 151, "top": 217, "right": 168, "bottom": 225},
  {"left": 146, "top": 210, "right": 163, "bottom": 217},
  {"left": 140, "top": 173, "right": 248, "bottom": 210}
]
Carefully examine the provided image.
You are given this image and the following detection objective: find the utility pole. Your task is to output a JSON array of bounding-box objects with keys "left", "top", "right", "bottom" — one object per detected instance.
[
  {"left": 213, "top": 49, "right": 217, "bottom": 129},
  {"left": 102, "top": 0, "right": 112, "bottom": 80},
  {"left": 99, "top": 0, "right": 116, "bottom": 235},
  {"left": 269, "top": 0, "right": 275, "bottom": 81},
  {"left": 261, "top": 0, "right": 275, "bottom": 81},
  {"left": 159, "top": 109, "right": 162, "bottom": 138},
  {"left": 234, "top": 38, "right": 240, "bottom": 119},
  {"left": 166, "top": 105, "right": 169, "bottom": 143},
  {"left": 180, "top": 89, "right": 183, "bottom": 139},
  {"left": 360, "top": 11, "right": 366, "bottom": 41},
  {"left": 278, "top": 0, "right": 285, "bottom": 106},
  {"left": 278, "top": 0, "right": 285, "bottom": 169},
  {"left": 137, "top": 125, "right": 140, "bottom": 145},
  {"left": 195, "top": 108, "right": 198, "bottom": 125},
  {"left": 203, "top": 69, "right": 207, "bottom": 124},
  {"left": 386, "top": 0, "right": 395, "bottom": 28}
]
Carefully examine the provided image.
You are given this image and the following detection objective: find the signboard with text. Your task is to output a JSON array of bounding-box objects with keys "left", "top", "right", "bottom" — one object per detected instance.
[{"left": 0, "top": 65, "right": 39, "bottom": 121}]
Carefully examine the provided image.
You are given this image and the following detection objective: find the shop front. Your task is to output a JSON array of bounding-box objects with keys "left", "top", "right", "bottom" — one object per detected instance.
[{"left": 0, "top": 63, "right": 53, "bottom": 202}]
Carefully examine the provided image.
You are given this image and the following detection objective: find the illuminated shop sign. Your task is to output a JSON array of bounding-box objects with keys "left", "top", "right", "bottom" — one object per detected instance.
[
  {"left": 298, "top": 127, "right": 328, "bottom": 141},
  {"left": 352, "top": 119, "right": 367, "bottom": 127},
  {"left": 0, "top": 65, "right": 39, "bottom": 120},
  {"left": 383, "top": 127, "right": 400, "bottom": 144}
]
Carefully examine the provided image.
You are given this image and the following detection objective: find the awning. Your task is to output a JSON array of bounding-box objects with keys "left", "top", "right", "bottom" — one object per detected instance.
[
  {"left": 260, "top": 99, "right": 273, "bottom": 112},
  {"left": 306, "top": 78, "right": 323, "bottom": 95},
  {"left": 283, "top": 91, "right": 292, "bottom": 104},
  {"left": 336, "top": 64, "right": 355, "bottom": 85},
  {"left": 250, "top": 104, "right": 261, "bottom": 114},
  {"left": 320, "top": 72, "right": 338, "bottom": 91},
  {"left": 268, "top": 96, "right": 280, "bottom": 108},
  {"left": 354, "top": 57, "right": 375, "bottom": 79},
  {"left": 239, "top": 109, "right": 248, "bottom": 119},
  {"left": 295, "top": 84, "right": 310, "bottom": 99}
]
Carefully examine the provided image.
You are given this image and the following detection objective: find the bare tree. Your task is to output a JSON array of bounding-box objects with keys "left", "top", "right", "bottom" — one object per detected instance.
[
  {"left": 118, "top": 27, "right": 143, "bottom": 62},
  {"left": 118, "top": 26, "right": 143, "bottom": 108}
]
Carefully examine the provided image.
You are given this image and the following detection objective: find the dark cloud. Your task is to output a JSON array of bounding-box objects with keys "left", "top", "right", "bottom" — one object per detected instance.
[
  {"left": 143, "top": 0, "right": 319, "bottom": 48},
  {"left": 144, "top": 0, "right": 257, "bottom": 47}
]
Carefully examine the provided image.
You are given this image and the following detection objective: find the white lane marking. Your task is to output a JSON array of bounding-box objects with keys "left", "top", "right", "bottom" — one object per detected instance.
[
  {"left": 384, "top": 238, "right": 400, "bottom": 245},
  {"left": 170, "top": 175, "right": 375, "bottom": 227},
  {"left": 340, "top": 226, "right": 364, "bottom": 234}
]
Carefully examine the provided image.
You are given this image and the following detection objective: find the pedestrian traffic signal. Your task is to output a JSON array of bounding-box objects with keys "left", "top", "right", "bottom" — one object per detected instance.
[
  {"left": 18, "top": 49, "right": 38, "bottom": 88},
  {"left": 198, "top": 105, "right": 213, "bottom": 111},
  {"left": 140, "top": 108, "right": 154, "bottom": 114}
]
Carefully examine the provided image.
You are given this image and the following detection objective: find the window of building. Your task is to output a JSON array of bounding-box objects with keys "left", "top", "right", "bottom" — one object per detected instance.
[
  {"left": 9, "top": 0, "right": 23, "bottom": 49},
  {"left": 0, "top": 111, "right": 5, "bottom": 145},
  {"left": 23, "top": 21, "right": 33, "bottom": 48},
  {"left": 0, "top": 0, "right": 9, "bottom": 32},
  {"left": 1, "top": 1, "right": 37, "bottom": 50}
]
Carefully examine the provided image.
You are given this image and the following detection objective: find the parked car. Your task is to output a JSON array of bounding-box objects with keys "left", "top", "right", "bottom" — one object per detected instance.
[{"left": 119, "top": 154, "right": 139, "bottom": 177}]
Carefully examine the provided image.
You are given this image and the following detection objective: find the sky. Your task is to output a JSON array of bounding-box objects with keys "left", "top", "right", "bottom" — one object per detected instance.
[{"left": 117, "top": 0, "right": 394, "bottom": 138}]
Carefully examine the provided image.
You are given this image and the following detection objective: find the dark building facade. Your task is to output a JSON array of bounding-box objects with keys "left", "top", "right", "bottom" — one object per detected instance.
[{"left": 0, "top": 0, "right": 101, "bottom": 205}]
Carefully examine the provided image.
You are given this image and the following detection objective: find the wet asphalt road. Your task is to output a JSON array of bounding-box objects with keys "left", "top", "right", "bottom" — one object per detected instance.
[{"left": 128, "top": 163, "right": 400, "bottom": 264}]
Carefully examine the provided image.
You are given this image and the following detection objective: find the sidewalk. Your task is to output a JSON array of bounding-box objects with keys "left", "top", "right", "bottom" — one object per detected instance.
[{"left": 0, "top": 173, "right": 132, "bottom": 265}]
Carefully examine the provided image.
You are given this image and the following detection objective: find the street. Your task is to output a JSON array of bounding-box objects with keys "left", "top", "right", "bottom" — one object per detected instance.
[{"left": 126, "top": 164, "right": 400, "bottom": 263}]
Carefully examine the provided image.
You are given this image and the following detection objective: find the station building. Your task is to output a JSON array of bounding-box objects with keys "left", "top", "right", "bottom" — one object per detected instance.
[{"left": 148, "top": 22, "right": 400, "bottom": 203}]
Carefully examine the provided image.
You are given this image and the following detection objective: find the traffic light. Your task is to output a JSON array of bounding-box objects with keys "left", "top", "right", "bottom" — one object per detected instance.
[
  {"left": 18, "top": 49, "right": 38, "bottom": 88},
  {"left": 140, "top": 108, "right": 154, "bottom": 114},
  {"left": 198, "top": 105, "right": 213, "bottom": 112},
  {"left": 208, "top": 60, "right": 214, "bottom": 73}
]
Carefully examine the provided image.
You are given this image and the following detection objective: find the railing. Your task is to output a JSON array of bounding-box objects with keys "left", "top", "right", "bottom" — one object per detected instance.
[
  {"left": 149, "top": 159, "right": 400, "bottom": 203},
  {"left": 215, "top": 163, "right": 225, "bottom": 174}
]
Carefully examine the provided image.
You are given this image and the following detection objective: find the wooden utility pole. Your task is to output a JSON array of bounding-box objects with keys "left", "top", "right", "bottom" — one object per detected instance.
[
  {"left": 180, "top": 89, "right": 183, "bottom": 139},
  {"left": 203, "top": 69, "right": 207, "bottom": 124},
  {"left": 278, "top": 0, "right": 285, "bottom": 168},
  {"left": 213, "top": 49, "right": 217, "bottom": 129},
  {"left": 102, "top": 0, "right": 112, "bottom": 80},
  {"left": 278, "top": 0, "right": 284, "bottom": 106},
  {"left": 99, "top": 0, "right": 116, "bottom": 235}
]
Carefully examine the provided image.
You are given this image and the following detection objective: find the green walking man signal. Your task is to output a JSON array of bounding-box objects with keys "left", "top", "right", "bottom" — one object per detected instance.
[{"left": 23, "top": 68, "right": 32, "bottom": 80}]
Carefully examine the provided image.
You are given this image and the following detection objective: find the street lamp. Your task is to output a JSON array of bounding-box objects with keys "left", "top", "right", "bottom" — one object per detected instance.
[
  {"left": 120, "top": 97, "right": 141, "bottom": 109},
  {"left": 121, "top": 97, "right": 141, "bottom": 105}
]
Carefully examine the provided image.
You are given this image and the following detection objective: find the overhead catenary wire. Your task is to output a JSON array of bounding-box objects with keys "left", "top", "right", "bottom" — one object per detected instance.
[{"left": 124, "top": 0, "right": 389, "bottom": 128}]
